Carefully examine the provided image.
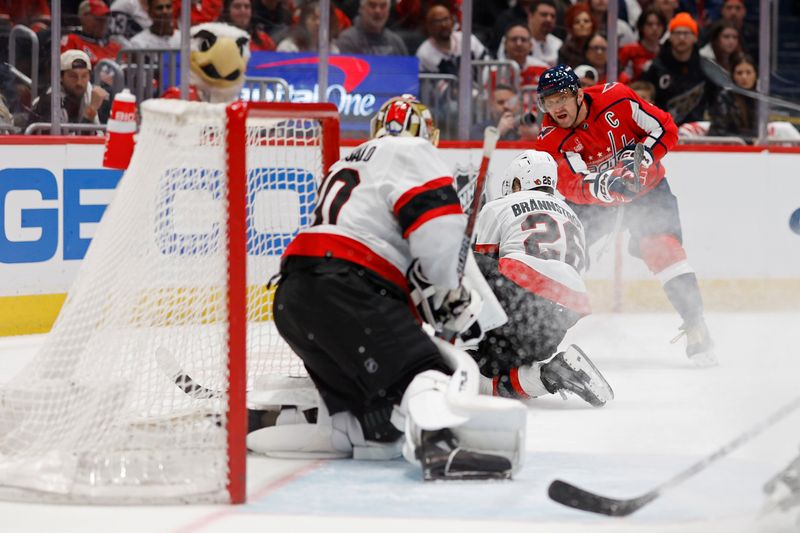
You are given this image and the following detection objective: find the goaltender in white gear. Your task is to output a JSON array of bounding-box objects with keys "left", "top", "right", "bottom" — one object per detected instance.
[{"left": 249, "top": 95, "right": 527, "bottom": 481}]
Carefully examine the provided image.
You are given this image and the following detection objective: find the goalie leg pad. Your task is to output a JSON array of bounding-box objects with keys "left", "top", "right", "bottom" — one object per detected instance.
[
  {"left": 247, "top": 397, "right": 402, "bottom": 460},
  {"left": 398, "top": 339, "right": 527, "bottom": 479}
]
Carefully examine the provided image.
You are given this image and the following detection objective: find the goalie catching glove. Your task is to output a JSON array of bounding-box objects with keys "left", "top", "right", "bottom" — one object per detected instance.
[{"left": 408, "top": 259, "right": 483, "bottom": 343}]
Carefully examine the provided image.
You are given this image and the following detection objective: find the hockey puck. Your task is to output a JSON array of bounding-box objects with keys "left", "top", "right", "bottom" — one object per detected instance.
[{"left": 790, "top": 208, "right": 800, "bottom": 236}]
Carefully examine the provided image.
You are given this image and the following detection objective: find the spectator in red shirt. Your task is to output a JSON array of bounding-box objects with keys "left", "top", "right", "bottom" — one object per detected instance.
[
  {"left": 219, "top": 0, "right": 276, "bottom": 51},
  {"left": 619, "top": 8, "right": 666, "bottom": 83},
  {"left": 61, "top": 0, "right": 123, "bottom": 66},
  {"left": 173, "top": 0, "right": 224, "bottom": 26},
  {"left": 0, "top": 0, "right": 51, "bottom": 32}
]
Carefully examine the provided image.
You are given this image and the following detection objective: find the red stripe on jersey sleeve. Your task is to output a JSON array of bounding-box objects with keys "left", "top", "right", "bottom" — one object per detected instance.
[
  {"left": 283, "top": 232, "right": 409, "bottom": 292},
  {"left": 474, "top": 243, "right": 500, "bottom": 256},
  {"left": 393, "top": 176, "right": 454, "bottom": 214},
  {"left": 402, "top": 204, "right": 463, "bottom": 238},
  {"left": 498, "top": 257, "right": 591, "bottom": 316}
]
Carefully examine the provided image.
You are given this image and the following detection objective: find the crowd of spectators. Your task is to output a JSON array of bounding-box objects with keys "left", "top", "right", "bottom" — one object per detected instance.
[{"left": 0, "top": 0, "right": 793, "bottom": 143}]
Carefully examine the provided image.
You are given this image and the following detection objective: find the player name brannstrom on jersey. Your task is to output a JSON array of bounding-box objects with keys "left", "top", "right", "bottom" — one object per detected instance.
[
  {"left": 475, "top": 189, "right": 590, "bottom": 315},
  {"left": 509, "top": 197, "right": 583, "bottom": 230},
  {"left": 283, "top": 135, "right": 466, "bottom": 292}
]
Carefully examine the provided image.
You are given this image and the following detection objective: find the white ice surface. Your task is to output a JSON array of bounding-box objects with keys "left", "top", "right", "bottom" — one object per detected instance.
[{"left": 1, "top": 312, "right": 800, "bottom": 533}]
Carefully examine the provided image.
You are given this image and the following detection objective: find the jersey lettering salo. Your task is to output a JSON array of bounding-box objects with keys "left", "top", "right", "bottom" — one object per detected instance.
[
  {"left": 534, "top": 82, "right": 679, "bottom": 205},
  {"left": 474, "top": 190, "right": 590, "bottom": 315},
  {"left": 283, "top": 135, "right": 467, "bottom": 292}
]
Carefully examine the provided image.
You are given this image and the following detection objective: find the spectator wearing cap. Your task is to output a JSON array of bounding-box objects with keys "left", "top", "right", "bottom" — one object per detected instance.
[
  {"left": 573, "top": 64, "right": 599, "bottom": 87},
  {"left": 130, "top": 0, "right": 180, "bottom": 48},
  {"left": 642, "top": 12, "right": 715, "bottom": 125},
  {"left": 61, "top": 0, "right": 123, "bottom": 66},
  {"left": 27, "top": 50, "right": 111, "bottom": 131},
  {"left": 108, "top": 0, "right": 152, "bottom": 46}
]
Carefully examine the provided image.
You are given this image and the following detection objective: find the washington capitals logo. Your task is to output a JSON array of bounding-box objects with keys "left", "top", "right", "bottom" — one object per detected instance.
[{"left": 254, "top": 56, "right": 371, "bottom": 92}]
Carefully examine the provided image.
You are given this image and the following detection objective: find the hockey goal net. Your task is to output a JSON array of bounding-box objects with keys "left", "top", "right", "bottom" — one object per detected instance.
[{"left": 0, "top": 100, "right": 339, "bottom": 504}]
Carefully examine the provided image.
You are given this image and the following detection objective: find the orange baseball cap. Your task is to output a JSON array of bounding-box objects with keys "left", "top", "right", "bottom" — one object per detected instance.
[{"left": 669, "top": 12, "right": 698, "bottom": 36}]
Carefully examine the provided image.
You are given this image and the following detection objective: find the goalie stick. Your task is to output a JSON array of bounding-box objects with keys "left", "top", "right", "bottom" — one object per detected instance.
[
  {"left": 548, "top": 394, "right": 800, "bottom": 517},
  {"left": 442, "top": 126, "right": 499, "bottom": 342},
  {"left": 596, "top": 142, "right": 646, "bottom": 261}
]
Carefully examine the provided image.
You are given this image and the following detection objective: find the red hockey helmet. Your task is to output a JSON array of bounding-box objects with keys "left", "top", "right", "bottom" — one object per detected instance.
[{"left": 370, "top": 94, "right": 440, "bottom": 146}]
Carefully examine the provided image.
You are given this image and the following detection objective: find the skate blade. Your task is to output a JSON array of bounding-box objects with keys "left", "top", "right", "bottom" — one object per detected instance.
[
  {"left": 423, "top": 469, "right": 513, "bottom": 482},
  {"left": 563, "top": 346, "right": 615, "bottom": 405},
  {"left": 688, "top": 349, "right": 719, "bottom": 368}
]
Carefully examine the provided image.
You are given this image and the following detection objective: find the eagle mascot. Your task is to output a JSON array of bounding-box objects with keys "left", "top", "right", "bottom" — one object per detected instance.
[{"left": 163, "top": 22, "right": 251, "bottom": 103}]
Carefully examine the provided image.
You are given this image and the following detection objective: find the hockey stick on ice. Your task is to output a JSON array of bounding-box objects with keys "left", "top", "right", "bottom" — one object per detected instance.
[
  {"left": 596, "top": 143, "right": 645, "bottom": 261},
  {"left": 442, "top": 126, "right": 499, "bottom": 342},
  {"left": 548, "top": 394, "right": 800, "bottom": 517},
  {"left": 156, "top": 346, "right": 221, "bottom": 400}
]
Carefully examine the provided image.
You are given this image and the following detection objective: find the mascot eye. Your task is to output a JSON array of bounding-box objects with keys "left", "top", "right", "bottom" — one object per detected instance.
[
  {"left": 194, "top": 29, "right": 217, "bottom": 52},
  {"left": 236, "top": 37, "right": 249, "bottom": 56}
]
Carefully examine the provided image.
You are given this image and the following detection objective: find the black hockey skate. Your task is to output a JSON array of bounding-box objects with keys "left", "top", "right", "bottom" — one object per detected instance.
[
  {"left": 416, "top": 428, "right": 512, "bottom": 481},
  {"left": 764, "top": 452, "right": 800, "bottom": 512},
  {"left": 540, "top": 345, "right": 614, "bottom": 408},
  {"left": 672, "top": 318, "right": 717, "bottom": 367}
]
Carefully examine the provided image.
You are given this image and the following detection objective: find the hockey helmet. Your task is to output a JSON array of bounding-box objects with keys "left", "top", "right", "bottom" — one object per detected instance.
[
  {"left": 501, "top": 150, "right": 558, "bottom": 196},
  {"left": 536, "top": 64, "right": 581, "bottom": 110},
  {"left": 370, "top": 94, "right": 440, "bottom": 146}
]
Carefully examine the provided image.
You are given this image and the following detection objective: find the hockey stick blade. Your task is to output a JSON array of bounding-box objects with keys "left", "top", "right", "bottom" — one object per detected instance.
[
  {"left": 155, "top": 346, "right": 221, "bottom": 400},
  {"left": 548, "top": 394, "right": 800, "bottom": 517},
  {"left": 548, "top": 479, "right": 657, "bottom": 517}
]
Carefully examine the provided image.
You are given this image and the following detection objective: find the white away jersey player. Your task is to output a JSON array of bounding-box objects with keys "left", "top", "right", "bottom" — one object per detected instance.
[
  {"left": 474, "top": 190, "right": 590, "bottom": 315},
  {"left": 283, "top": 135, "right": 467, "bottom": 292}
]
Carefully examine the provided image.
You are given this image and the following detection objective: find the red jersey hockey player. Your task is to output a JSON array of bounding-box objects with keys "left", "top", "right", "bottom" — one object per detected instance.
[
  {"left": 249, "top": 95, "right": 527, "bottom": 481},
  {"left": 534, "top": 64, "right": 716, "bottom": 367},
  {"left": 472, "top": 150, "right": 614, "bottom": 407}
]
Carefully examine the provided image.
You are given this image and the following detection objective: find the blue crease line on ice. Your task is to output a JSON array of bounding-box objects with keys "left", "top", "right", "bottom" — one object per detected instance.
[{"left": 243, "top": 452, "right": 771, "bottom": 523}]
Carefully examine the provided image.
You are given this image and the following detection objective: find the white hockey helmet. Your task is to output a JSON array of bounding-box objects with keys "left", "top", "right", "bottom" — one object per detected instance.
[
  {"left": 370, "top": 94, "right": 440, "bottom": 146},
  {"left": 501, "top": 150, "right": 558, "bottom": 196}
]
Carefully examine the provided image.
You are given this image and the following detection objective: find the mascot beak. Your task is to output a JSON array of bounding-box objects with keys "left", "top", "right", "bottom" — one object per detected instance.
[{"left": 190, "top": 29, "right": 248, "bottom": 87}]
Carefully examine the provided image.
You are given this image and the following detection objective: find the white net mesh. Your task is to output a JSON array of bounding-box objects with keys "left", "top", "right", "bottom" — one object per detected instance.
[{"left": 0, "top": 100, "right": 328, "bottom": 503}]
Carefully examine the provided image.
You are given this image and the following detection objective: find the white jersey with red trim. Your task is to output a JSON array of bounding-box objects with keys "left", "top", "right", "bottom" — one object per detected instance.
[
  {"left": 283, "top": 135, "right": 467, "bottom": 291},
  {"left": 474, "top": 189, "right": 590, "bottom": 315}
]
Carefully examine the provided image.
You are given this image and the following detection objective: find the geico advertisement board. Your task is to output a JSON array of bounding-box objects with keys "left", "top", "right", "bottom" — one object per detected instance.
[{"left": 1, "top": 143, "right": 799, "bottom": 299}]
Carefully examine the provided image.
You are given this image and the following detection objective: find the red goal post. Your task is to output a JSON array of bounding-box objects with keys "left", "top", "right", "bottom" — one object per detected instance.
[
  {"left": 225, "top": 101, "right": 340, "bottom": 503},
  {"left": 0, "top": 100, "right": 340, "bottom": 505}
]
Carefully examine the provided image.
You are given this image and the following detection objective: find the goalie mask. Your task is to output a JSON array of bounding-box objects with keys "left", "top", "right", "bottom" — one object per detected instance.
[
  {"left": 370, "top": 94, "right": 440, "bottom": 146},
  {"left": 501, "top": 150, "right": 558, "bottom": 196}
]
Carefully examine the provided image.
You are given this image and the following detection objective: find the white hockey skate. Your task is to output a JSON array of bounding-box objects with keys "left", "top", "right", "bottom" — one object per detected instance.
[
  {"left": 540, "top": 345, "right": 615, "bottom": 408},
  {"left": 672, "top": 318, "right": 718, "bottom": 368}
]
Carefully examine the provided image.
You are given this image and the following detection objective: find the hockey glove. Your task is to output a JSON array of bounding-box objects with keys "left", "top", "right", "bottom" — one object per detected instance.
[
  {"left": 588, "top": 168, "right": 641, "bottom": 204},
  {"left": 408, "top": 260, "right": 483, "bottom": 342},
  {"left": 617, "top": 145, "right": 654, "bottom": 186}
]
